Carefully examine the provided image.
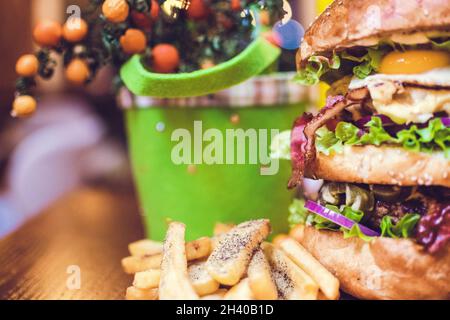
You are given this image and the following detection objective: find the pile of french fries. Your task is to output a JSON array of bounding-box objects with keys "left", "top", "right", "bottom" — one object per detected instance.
[{"left": 121, "top": 219, "right": 340, "bottom": 300}]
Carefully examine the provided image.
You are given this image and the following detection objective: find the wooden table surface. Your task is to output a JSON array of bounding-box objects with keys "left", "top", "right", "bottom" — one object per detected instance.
[{"left": 0, "top": 188, "right": 144, "bottom": 300}]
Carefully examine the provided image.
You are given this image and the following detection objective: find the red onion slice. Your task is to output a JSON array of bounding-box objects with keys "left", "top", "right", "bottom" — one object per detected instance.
[
  {"left": 441, "top": 117, "right": 450, "bottom": 127},
  {"left": 305, "top": 200, "right": 380, "bottom": 237}
]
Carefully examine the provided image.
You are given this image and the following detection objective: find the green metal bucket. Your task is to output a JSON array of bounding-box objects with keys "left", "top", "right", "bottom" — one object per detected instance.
[{"left": 119, "top": 73, "right": 308, "bottom": 240}]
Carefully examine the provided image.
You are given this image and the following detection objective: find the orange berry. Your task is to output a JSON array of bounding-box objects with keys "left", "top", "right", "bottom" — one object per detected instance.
[
  {"left": 272, "top": 234, "right": 289, "bottom": 247},
  {"left": 65, "top": 58, "right": 90, "bottom": 85},
  {"left": 150, "top": 0, "right": 160, "bottom": 20},
  {"left": 289, "top": 224, "right": 305, "bottom": 241},
  {"left": 187, "top": 0, "right": 209, "bottom": 20},
  {"left": 120, "top": 29, "right": 147, "bottom": 54},
  {"left": 102, "top": 0, "right": 130, "bottom": 23},
  {"left": 260, "top": 10, "right": 270, "bottom": 25},
  {"left": 200, "top": 59, "right": 215, "bottom": 69},
  {"left": 33, "top": 20, "right": 62, "bottom": 47},
  {"left": 16, "top": 54, "right": 39, "bottom": 77},
  {"left": 229, "top": 113, "right": 240, "bottom": 124},
  {"left": 187, "top": 164, "right": 197, "bottom": 174},
  {"left": 151, "top": 44, "right": 180, "bottom": 73},
  {"left": 231, "top": 0, "right": 241, "bottom": 11},
  {"left": 11, "top": 95, "right": 37, "bottom": 118},
  {"left": 63, "top": 17, "right": 88, "bottom": 43}
]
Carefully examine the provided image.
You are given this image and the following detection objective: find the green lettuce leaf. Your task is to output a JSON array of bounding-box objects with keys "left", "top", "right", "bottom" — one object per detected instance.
[
  {"left": 329, "top": 205, "right": 374, "bottom": 241},
  {"left": 335, "top": 122, "right": 360, "bottom": 145},
  {"left": 296, "top": 37, "right": 449, "bottom": 85},
  {"left": 270, "top": 130, "right": 291, "bottom": 160},
  {"left": 396, "top": 118, "right": 450, "bottom": 156},
  {"left": 435, "top": 129, "right": 450, "bottom": 158},
  {"left": 311, "top": 214, "right": 339, "bottom": 231},
  {"left": 430, "top": 38, "right": 450, "bottom": 51},
  {"left": 396, "top": 126, "right": 422, "bottom": 152},
  {"left": 380, "top": 213, "right": 421, "bottom": 238},
  {"left": 294, "top": 54, "right": 341, "bottom": 85},
  {"left": 341, "top": 205, "right": 364, "bottom": 223},
  {"left": 288, "top": 198, "right": 310, "bottom": 227},
  {"left": 359, "top": 116, "right": 397, "bottom": 146},
  {"left": 290, "top": 200, "right": 373, "bottom": 241},
  {"left": 315, "top": 117, "right": 450, "bottom": 158},
  {"left": 287, "top": 199, "right": 421, "bottom": 242},
  {"left": 343, "top": 224, "right": 375, "bottom": 242},
  {"left": 315, "top": 126, "right": 343, "bottom": 155},
  {"left": 341, "top": 48, "right": 388, "bottom": 79}
]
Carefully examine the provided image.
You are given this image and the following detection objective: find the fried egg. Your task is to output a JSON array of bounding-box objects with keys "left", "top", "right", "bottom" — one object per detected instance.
[
  {"left": 349, "top": 66, "right": 450, "bottom": 89},
  {"left": 348, "top": 50, "right": 450, "bottom": 124},
  {"left": 350, "top": 50, "right": 450, "bottom": 88}
]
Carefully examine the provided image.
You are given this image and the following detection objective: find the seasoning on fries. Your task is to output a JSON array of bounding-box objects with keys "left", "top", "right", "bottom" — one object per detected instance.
[
  {"left": 263, "top": 242, "right": 319, "bottom": 300},
  {"left": 206, "top": 219, "right": 270, "bottom": 286},
  {"left": 279, "top": 238, "right": 340, "bottom": 300},
  {"left": 121, "top": 219, "right": 341, "bottom": 300},
  {"left": 158, "top": 222, "right": 199, "bottom": 300},
  {"left": 188, "top": 261, "right": 220, "bottom": 296}
]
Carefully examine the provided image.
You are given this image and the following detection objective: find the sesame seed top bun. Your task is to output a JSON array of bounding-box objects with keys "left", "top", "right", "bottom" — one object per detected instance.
[{"left": 298, "top": 0, "right": 450, "bottom": 67}]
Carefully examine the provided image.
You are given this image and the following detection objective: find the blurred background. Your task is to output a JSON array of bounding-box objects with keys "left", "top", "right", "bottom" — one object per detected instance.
[{"left": 0, "top": 0, "right": 322, "bottom": 237}]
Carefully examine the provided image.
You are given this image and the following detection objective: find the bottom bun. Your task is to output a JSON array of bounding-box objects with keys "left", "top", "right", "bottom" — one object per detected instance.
[{"left": 292, "top": 225, "right": 450, "bottom": 300}]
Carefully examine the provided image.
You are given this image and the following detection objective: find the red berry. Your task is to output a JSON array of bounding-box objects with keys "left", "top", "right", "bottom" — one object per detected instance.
[
  {"left": 131, "top": 0, "right": 159, "bottom": 31},
  {"left": 217, "top": 12, "right": 233, "bottom": 29},
  {"left": 187, "top": 0, "right": 209, "bottom": 20},
  {"left": 150, "top": 0, "right": 160, "bottom": 20},
  {"left": 131, "top": 11, "right": 152, "bottom": 31}
]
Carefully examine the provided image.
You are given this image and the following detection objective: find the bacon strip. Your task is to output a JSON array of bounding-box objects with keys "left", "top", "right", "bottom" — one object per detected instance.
[
  {"left": 288, "top": 89, "right": 369, "bottom": 189},
  {"left": 288, "top": 113, "right": 313, "bottom": 189}
]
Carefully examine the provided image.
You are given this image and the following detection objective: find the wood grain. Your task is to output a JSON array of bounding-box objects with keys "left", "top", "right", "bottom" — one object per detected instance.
[
  {"left": 0, "top": 1, "right": 32, "bottom": 122},
  {"left": 0, "top": 188, "right": 145, "bottom": 300}
]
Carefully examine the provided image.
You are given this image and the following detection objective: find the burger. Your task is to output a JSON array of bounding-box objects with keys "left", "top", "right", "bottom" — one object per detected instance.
[{"left": 272, "top": 0, "right": 450, "bottom": 299}]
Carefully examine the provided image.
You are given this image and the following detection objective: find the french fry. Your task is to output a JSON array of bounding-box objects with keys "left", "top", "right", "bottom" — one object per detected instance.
[
  {"left": 128, "top": 239, "right": 163, "bottom": 256},
  {"left": 318, "top": 291, "right": 329, "bottom": 300},
  {"left": 212, "top": 223, "right": 236, "bottom": 249},
  {"left": 121, "top": 255, "right": 160, "bottom": 274},
  {"left": 224, "top": 278, "right": 254, "bottom": 300},
  {"left": 185, "top": 237, "right": 212, "bottom": 260},
  {"left": 247, "top": 248, "right": 278, "bottom": 300},
  {"left": 122, "top": 237, "right": 212, "bottom": 274},
  {"left": 133, "top": 269, "right": 161, "bottom": 290},
  {"left": 125, "top": 286, "right": 158, "bottom": 300},
  {"left": 213, "top": 223, "right": 235, "bottom": 237},
  {"left": 279, "top": 238, "right": 340, "bottom": 300},
  {"left": 201, "top": 289, "right": 228, "bottom": 300},
  {"left": 159, "top": 222, "right": 199, "bottom": 300},
  {"left": 188, "top": 261, "right": 220, "bottom": 296},
  {"left": 272, "top": 234, "right": 289, "bottom": 247},
  {"left": 263, "top": 243, "right": 319, "bottom": 300},
  {"left": 206, "top": 219, "right": 271, "bottom": 286}
]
